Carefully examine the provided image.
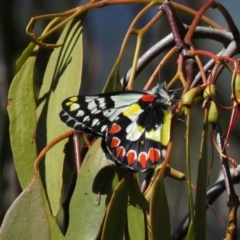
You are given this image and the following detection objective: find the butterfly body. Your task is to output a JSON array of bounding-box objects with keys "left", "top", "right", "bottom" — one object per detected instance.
[{"left": 60, "top": 83, "right": 172, "bottom": 172}]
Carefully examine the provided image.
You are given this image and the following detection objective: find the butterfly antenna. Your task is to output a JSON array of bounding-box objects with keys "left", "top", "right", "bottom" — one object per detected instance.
[{"left": 159, "top": 54, "right": 178, "bottom": 86}]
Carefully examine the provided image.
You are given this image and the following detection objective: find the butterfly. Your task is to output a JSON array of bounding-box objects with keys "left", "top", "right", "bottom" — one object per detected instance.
[{"left": 59, "top": 83, "right": 173, "bottom": 172}]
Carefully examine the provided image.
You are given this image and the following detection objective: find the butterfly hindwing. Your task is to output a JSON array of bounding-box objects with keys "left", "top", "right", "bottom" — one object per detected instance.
[{"left": 105, "top": 97, "right": 171, "bottom": 171}]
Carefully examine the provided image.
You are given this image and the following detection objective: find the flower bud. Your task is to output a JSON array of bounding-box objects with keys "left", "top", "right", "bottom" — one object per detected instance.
[
  {"left": 182, "top": 87, "right": 202, "bottom": 107},
  {"left": 208, "top": 101, "right": 219, "bottom": 123}
]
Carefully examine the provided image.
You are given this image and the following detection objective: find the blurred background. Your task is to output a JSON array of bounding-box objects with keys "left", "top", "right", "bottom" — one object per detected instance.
[{"left": 0, "top": 0, "right": 240, "bottom": 239}]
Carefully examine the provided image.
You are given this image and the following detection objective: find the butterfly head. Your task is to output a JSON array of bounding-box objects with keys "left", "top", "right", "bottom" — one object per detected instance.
[{"left": 151, "top": 82, "right": 173, "bottom": 107}]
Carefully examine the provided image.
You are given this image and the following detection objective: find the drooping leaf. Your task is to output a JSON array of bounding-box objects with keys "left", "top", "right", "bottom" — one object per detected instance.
[
  {"left": 128, "top": 205, "right": 149, "bottom": 240},
  {"left": 194, "top": 116, "right": 208, "bottom": 240},
  {"left": 0, "top": 173, "right": 63, "bottom": 240},
  {"left": 103, "top": 59, "right": 122, "bottom": 93},
  {"left": 150, "top": 178, "right": 171, "bottom": 240},
  {"left": 36, "top": 16, "right": 83, "bottom": 216},
  {"left": 15, "top": 42, "right": 37, "bottom": 72},
  {"left": 100, "top": 173, "right": 130, "bottom": 240},
  {"left": 128, "top": 174, "right": 149, "bottom": 210},
  {"left": 8, "top": 52, "right": 38, "bottom": 189}
]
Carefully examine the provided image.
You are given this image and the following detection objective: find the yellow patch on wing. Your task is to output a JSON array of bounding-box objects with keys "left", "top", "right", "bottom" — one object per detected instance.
[
  {"left": 137, "top": 125, "right": 144, "bottom": 132},
  {"left": 65, "top": 101, "right": 72, "bottom": 106},
  {"left": 69, "top": 96, "right": 78, "bottom": 102},
  {"left": 123, "top": 104, "right": 141, "bottom": 116},
  {"left": 69, "top": 103, "right": 80, "bottom": 111},
  {"left": 145, "top": 109, "right": 171, "bottom": 145},
  {"left": 65, "top": 97, "right": 79, "bottom": 110},
  {"left": 146, "top": 128, "right": 161, "bottom": 142},
  {"left": 161, "top": 109, "right": 171, "bottom": 146}
]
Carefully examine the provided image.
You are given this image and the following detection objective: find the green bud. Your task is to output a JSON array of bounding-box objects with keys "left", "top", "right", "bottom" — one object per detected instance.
[
  {"left": 203, "top": 85, "right": 216, "bottom": 99},
  {"left": 182, "top": 87, "right": 202, "bottom": 107},
  {"left": 231, "top": 72, "right": 240, "bottom": 102},
  {"left": 208, "top": 101, "right": 219, "bottom": 123}
]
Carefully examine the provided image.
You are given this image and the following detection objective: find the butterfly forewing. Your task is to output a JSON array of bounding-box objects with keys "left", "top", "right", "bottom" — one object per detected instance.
[{"left": 60, "top": 92, "right": 145, "bottom": 136}]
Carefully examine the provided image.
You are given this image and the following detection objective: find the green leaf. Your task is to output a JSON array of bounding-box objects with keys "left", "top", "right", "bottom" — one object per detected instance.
[
  {"left": 0, "top": 173, "right": 63, "bottom": 240},
  {"left": 103, "top": 59, "right": 122, "bottom": 93},
  {"left": 15, "top": 42, "right": 37, "bottom": 72},
  {"left": 128, "top": 205, "right": 149, "bottom": 240},
  {"left": 36, "top": 17, "right": 83, "bottom": 216},
  {"left": 8, "top": 55, "right": 38, "bottom": 189},
  {"left": 150, "top": 179, "right": 171, "bottom": 240},
  {"left": 128, "top": 175, "right": 149, "bottom": 210},
  {"left": 101, "top": 173, "right": 130, "bottom": 240},
  {"left": 187, "top": 221, "right": 195, "bottom": 240},
  {"left": 194, "top": 118, "right": 208, "bottom": 240},
  {"left": 65, "top": 139, "right": 115, "bottom": 240}
]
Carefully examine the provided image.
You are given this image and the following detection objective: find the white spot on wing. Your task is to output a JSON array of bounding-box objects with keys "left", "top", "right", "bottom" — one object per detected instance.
[
  {"left": 96, "top": 98, "right": 107, "bottom": 108},
  {"left": 87, "top": 101, "right": 97, "bottom": 110},
  {"left": 101, "top": 125, "right": 108, "bottom": 132},
  {"left": 65, "top": 115, "right": 73, "bottom": 123},
  {"left": 161, "top": 149, "right": 166, "bottom": 158},
  {"left": 91, "top": 118, "right": 99, "bottom": 127},
  {"left": 83, "top": 115, "right": 90, "bottom": 122},
  {"left": 61, "top": 112, "right": 68, "bottom": 116},
  {"left": 85, "top": 97, "right": 97, "bottom": 102},
  {"left": 126, "top": 121, "right": 144, "bottom": 141},
  {"left": 73, "top": 122, "right": 82, "bottom": 128},
  {"left": 93, "top": 110, "right": 101, "bottom": 114},
  {"left": 76, "top": 110, "right": 84, "bottom": 117}
]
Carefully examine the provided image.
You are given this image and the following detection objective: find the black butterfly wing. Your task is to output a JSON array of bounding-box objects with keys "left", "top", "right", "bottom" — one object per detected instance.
[{"left": 60, "top": 88, "right": 171, "bottom": 172}]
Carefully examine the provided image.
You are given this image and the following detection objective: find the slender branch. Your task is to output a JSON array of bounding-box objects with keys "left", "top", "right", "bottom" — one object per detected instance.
[
  {"left": 121, "top": 26, "right": 235, "bottom": 87},
  {"left": 34, "top": 130, "right": 74, "bottom": 172}
]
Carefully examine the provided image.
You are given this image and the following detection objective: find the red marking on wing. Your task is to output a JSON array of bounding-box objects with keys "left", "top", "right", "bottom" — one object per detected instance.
[
  {"left": 127, "top": 150, "right": 137, "bottom": 165},
  {"left": 138, "top": 152, "right": 147, "bottom": 169},
  {"left": 110, "top": 137, "right": 120, "bottom": 148},
  {"left": 148, "top": 148, "right": 160, "bottom": 163},
  {"left": 140, "top": 94, "right": 156, "bottom": 103},
  {"left": 109, "top": 123, "right": 121, "bottom": 134},
  {"left": 116, "top": 146, "right": 125, "bottom": 158}
]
